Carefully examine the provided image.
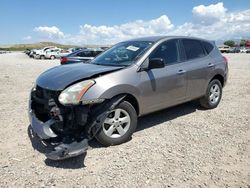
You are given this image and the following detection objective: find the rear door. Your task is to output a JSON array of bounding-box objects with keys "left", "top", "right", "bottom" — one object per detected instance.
[
  {"left": 138, "top": 39, "right": 188, "bottom": 113},
  {"left": 180, "top": 39, "right": 212, "bottom": 99}
]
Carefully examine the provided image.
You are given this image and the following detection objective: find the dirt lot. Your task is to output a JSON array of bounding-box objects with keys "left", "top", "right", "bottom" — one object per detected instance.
[{"left": 0, "top": 52, "right": 249, "bottom": 187}]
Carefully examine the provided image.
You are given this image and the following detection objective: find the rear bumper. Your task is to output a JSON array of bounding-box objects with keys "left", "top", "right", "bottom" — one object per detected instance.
[
  {"left": 28, "top": 91, "right": 57, "bottom": 140},
  {"left": 224, "top": 64, "right": 229, "bottom": 87}
]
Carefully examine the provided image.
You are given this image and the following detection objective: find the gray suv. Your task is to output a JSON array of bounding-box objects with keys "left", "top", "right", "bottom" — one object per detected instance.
[{"left": 29, "top": 36, "right": 228, "bottom": 160}]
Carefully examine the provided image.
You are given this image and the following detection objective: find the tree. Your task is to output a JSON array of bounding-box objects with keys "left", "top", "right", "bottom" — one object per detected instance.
[
  {"left": 224, "top": 40, "right": 235, "bottom": 47},
  {"left": 240, "top": 39, "right": 247, "bottom": 47}
]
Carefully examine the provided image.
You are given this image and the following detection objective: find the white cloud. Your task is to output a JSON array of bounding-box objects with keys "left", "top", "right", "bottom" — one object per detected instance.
[
  {"left": 171, "top": 3, "right": 250, "bottom": 40},
  {"left": 192, "top": 2, "right": 227, "bottom": 25},
  {"left": 29, "top": 3, "right": 250, "bottom": 45},
  {"left": 74, "top": 15, "right": 173, "bottom": 44},
  {"left": 33, "top": 26, "right": 64, "bottom": 39},
  {"left": 23, "top": 36, "right": 32, "bottom": 40},
  {"left": 226, "top": 9, "right": 250, "bottom": 23}
]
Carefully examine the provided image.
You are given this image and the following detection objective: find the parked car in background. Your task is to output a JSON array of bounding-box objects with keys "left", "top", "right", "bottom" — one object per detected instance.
[
  {"left": 34, "top": 47, "right": 61, "bottom": 59},
  {"left": 24, "top": 49, "right": 31, "bottom": 55},
  {"left": 45, "top": 48, "right": 63, "bottom": 59},
  {"left": 57, "top": 49, "right": 72, "bottom": 57},
  {"left": 69, "top": 47, "right": 86, "bottom": 52},
  {"left": 29, "top": 36, "right": 228, "bottom": 160},
  {"left": 29, "top": 49, "right": 39, "bottom": 58},
  {"left": 0, "top": 50, "right": 10, "bottom": 54},
  {"left": 218, "top": 45, "right": 230, "bottom": 53},
  {"left": 60, "top": 48, "right": 104, "bottom": 65},
  {"left": 25, "top": 47, "right": 91, "bottom": 59},
  {"left": 228, "top": 47, "right": 240, "bottom": 53},
  {"left": 32, "top": 46, "right": 57, "bottom": 59},
  {"left": 240, "top": 48, "right": 248, "bottom": 53},
  {"left": 100, "top": 47, "right": 110, "bottom": 50}
]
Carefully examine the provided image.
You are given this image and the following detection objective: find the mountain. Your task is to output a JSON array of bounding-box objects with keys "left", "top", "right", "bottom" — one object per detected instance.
[{"left": 0, "top": 42, "right": 82, "bottom": 51}]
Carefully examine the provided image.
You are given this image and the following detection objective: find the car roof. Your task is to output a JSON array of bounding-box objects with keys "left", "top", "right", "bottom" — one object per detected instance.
[
  {"left": 125, "top": 36, "right": 212, "bottom": 43},
  {"left": 125, "top": 36, "right": 167, "bottom": 42}
]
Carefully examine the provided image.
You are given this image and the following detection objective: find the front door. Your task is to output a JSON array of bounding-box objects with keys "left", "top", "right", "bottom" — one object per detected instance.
[{"left": 138, "top": 39, "right": 187, "bottom": 114}]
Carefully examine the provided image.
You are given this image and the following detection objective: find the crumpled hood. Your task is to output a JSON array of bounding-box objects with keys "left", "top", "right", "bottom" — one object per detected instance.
[{"left": 36, "top": 63, "right": 122, "bottom": 90}]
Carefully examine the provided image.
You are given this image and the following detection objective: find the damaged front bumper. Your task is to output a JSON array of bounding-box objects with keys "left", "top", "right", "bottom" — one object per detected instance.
[
  {"left": 29, "top": 110, "right": 57, "bottom": 140},
  {"left": 28, "top": 89, "right": 89, "bottom": 160},
  {"left": 28, "top": 87, "right": 126, "bottom": 160}
]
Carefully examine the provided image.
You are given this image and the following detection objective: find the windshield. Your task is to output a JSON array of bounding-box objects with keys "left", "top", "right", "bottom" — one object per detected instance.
[{"left": 91, "top": 41, "right": 153, "bottom": 66}]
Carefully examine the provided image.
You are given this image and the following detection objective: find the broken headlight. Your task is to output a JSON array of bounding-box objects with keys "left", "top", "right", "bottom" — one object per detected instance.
[{"left": 58, "top": 80, "right": 95, "bottom": 105}]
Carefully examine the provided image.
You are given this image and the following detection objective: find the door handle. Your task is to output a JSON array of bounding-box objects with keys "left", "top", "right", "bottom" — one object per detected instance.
[
  {"left": 177, "top": 70, "right": 186, "bottom": 75},
  {"left": 208, "top": 63, "right": 215, "bottom": 68}
]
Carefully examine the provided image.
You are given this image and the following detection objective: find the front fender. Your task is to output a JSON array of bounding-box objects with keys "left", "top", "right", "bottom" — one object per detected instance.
[
  {"left": 82, "top": 65, "right": 141, "bottom": 101},
  {"left": 83, "top": 82, "right": 140, "bottom": 101},
  {"left": 100, "top": 84, "right": 140, "bottom": 99}
]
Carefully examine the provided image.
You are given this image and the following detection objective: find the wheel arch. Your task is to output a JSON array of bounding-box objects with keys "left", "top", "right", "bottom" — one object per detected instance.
[
  {"left": 110, "top": 93, "right": 140, "bottom": 116},
  {"left": 210, "top": 74, "right": 224, "bottom": 87}
]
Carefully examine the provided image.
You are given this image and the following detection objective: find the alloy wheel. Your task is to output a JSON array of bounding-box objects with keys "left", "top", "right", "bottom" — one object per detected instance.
[
  {"left": 102, "top": 108, "right": 131, "bottom": 138},
  {"left": 209, "top": 83, "right": 220, "bottom": 104}
]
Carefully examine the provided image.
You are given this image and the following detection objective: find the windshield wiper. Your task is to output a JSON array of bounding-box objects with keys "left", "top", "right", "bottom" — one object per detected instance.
[{"left": 92, "top": 63, "right": 127, "bottom": 67}]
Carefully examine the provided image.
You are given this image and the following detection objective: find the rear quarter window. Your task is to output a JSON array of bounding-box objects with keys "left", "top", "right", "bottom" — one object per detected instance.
[
  {"left": 182, "top": 39, "right": 206, "bottom": 60},
  {"left": 202, "top": 41, "right": 214, "bottom": 54}
]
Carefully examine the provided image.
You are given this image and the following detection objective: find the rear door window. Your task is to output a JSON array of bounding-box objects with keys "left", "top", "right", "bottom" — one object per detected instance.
[
  {"left": 77, "top": 51, "right": 93, "bottom": 57},
  {"left": 182, "top": 39, "right": 206, "bottom": 60},
  {"left": 93, "top": 51, "right": 103, "bottom": 57},
  {"left": 150, "top": 39, "right": 179, "bottom": 65}
]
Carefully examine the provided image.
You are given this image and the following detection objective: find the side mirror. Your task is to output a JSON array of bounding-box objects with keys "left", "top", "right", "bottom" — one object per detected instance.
[{"left": 148, "top": 58, "right": 165, "bottom": 70}]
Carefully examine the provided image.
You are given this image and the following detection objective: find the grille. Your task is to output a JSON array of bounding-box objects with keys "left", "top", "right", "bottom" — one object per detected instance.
[
  {"left": 36, "top": 85, "right": 43, "bottom": 98},
  {"left": 33, "top": 85, "right": 61, "bottom": 122},
  {"left": 36, "top": 85, "right": 60, "bottom": 101}
]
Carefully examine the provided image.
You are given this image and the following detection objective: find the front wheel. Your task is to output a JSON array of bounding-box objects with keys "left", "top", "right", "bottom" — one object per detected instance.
[
  {"left": 199, "top": 79, "right": 222, "bottom": 109},
  {"left": 50, "top": 55, "right": 56, "bottom": 60},
  {"left": 95, "top": 101, "right": 137, "bottom": 146}
]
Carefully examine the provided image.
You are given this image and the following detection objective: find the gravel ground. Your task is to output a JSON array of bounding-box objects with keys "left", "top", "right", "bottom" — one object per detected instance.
[{"left": 0, "top": 52, "right": 249, "bottom": 188}]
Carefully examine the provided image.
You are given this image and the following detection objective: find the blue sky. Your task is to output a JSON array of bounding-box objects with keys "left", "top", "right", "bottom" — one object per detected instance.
[{"left": 0, "top": 0, "right": 250, "bottom": 44}]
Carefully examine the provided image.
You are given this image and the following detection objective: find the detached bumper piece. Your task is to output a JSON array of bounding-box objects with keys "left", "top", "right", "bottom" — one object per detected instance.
[{"left": 45, "top": 139, "right": 88, "bottom": 160}]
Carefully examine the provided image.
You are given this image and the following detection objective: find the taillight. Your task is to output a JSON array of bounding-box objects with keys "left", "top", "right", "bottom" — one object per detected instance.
[
  {"left": 60, "top": 57, "right": 68, "bottom": 64},
  {"left": 223, "top": 56, "right": 228, "bottom": 64}
]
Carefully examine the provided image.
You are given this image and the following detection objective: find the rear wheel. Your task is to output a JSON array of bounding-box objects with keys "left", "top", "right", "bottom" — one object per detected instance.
[
  {"left": 40, "top": 55, "right": 45, "bottom": 60},
  {"left": 95, "top": 101, "right": 137, "bottom": 146},
  {"left": 200, "top": 79, "right": 222, "bottom": 109}
]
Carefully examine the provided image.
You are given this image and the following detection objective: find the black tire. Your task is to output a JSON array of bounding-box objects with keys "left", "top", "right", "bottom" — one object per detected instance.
[
  {"left": 50, "top": 55, "right": 56, "bottom": 60},
  {"left": 95, "top": 101, "right": 137, "bottom": 146},
  {"left": 40, "top": 55, "right": 45, "bottom": 60},
  {"left": 200, "top": 79, "right": 222, "bottom": 109}
]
